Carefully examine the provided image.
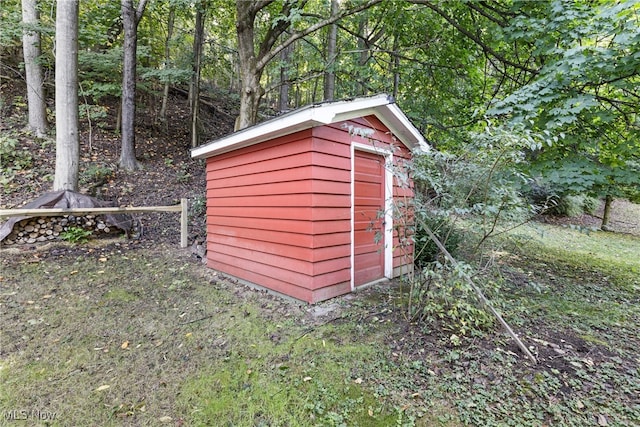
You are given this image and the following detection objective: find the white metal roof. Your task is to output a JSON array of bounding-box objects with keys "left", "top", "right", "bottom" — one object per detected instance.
[{"left": 191, "top": 94, "right": 429, "bottom": 159}]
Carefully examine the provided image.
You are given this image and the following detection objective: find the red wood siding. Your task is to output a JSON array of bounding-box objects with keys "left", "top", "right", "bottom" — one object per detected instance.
[
  {"left": 206, "top": 129, "right": 353, "bottom": 303},
  {"left": 354, "top": 150, "right": 385, "bottom": 285},
  {"left": 318, "top": 115, "right": 415, "bottom": 282},
  {"left": 204, "top": 114, "right": 416, "bottom": 302}
]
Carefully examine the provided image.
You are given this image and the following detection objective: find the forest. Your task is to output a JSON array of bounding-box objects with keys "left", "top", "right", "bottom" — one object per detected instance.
[
  {"left": 1, "top": 1, "right": 640, "bottom": 426},
  {"left": 1, "top": 0, "right": 638, "bottom": 218}
]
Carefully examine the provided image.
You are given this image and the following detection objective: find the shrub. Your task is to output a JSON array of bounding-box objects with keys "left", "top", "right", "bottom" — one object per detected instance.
[
  {"left": 582, "top": 195, "right": 600, "bottom": 214},
  {"left": 544, "top": 193, "right": 601, "bottom": 217},
  {"left": 413, "top": 212, "right": 463, "bottom": 268},
  {"left": 555, "top": 194, "right": 585, "bottom": 217},
  {"left": 405, "top": 261, "right": 497, "bottom": 337},
  {"left": 0, "top": 134, "right": 33, "bottom": 189}
]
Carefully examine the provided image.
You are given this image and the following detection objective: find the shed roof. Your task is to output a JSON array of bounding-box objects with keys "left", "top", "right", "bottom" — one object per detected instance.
[{"left": 192, "top": 94, "right": 428, "bottom": 159}]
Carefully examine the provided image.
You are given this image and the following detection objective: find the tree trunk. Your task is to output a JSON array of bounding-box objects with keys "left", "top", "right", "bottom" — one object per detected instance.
[
  {"left": 119, "top": 0, "right": 147, "bottom": 170},
  {"left": 278, "top": 43, "right": 292, "bottom": 112},
  {"left": 190, "top": 3, "right": 205, "bottom": 147},
  {"left": 22, "top": 0, "right": 48, "bottom": 137},
  {"left": 392, "top": 34, "right": 400, "bottom": 99},
  {"left": 159, "top": 5, "right": 175, "bottom": 122},
  {"left": 601, "top": 194, "right": 613, "bottom": 231},
  {"left": 235, "top": 2, "right": 263, "bottom": 130},
  {"left": 323, "top": 0, "right": 339, "bottom": 101},
  {"left": 53, "top": 0, "right": 79, "bottom": 191},
  {"left": 357, "top": 20, "right": 367, "bottom": 95},
  {"left": 234, "top": 0, "right": 383, "bottom": 130}
]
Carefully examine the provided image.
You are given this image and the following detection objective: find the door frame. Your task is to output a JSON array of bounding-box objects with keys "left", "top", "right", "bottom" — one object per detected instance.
[{"left": 350, "top": 142, "right": 394, "bottom": 290}]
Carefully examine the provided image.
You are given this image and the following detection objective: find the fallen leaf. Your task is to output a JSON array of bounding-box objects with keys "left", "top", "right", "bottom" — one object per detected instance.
[
  {"left": 368, "top": 409, "right": 373, "bottom": 416},
  {"left": 121, "top": 341, "right": 129, "bottom": 349},
  {"left": 158, "top": 416, "right": 173, "bottom": 423},
  {"left": 303, "top": 376, "right": 312, "bottom": 382},
  {"left": 95, "top": 385, "right": 110, "bottom": 391},
  {"left": 354, "top": 378, "right": 363, "bottom": 384},
  {"left": 185, "top": 332, "right": 192, "bottom": 338}
]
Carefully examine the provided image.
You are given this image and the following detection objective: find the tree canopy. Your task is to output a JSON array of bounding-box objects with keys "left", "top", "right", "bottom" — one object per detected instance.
[{"left": 0, "top": 0, "right": 637, "bottom": 209}]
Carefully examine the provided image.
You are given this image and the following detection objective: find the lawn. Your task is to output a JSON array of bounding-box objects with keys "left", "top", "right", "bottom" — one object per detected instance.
[{"left": 1, "top": 217, "right": 639, "bottom": 426}]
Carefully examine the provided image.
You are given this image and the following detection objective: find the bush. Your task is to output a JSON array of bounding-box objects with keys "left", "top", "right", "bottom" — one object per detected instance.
[
  {"left": 544, "top": 193, "right": 601, "bottom": 217},
  {"left": 0, "top": 134, "right": 33, "bottom": 189},
  {"left": 413, "top": 212, "right": 463, "bottom": 267},
  {"left": 582, "top": 195, "right": 600, "bottom": 214},
  {"left": 554, "top": 194, "right": 585, "bottom": 217},
  {"left": 405, "top": 261, "right": 497, "bottom": 338}
]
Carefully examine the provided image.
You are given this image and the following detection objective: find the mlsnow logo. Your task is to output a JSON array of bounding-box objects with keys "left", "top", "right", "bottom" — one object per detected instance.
[{"left": 3, "top": 409, "right": 57, "bottom": 421}]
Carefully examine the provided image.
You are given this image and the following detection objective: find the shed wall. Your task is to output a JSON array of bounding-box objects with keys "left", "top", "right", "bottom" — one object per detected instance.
[
  {"left": 205, "top": 115, "right": 415, "bottom": 303},
  {"left": 206, "top": 129, "right": 353, "bottom": 303},
  {"left": 314, "top": 115, "right": 415, "bottom": 280}
]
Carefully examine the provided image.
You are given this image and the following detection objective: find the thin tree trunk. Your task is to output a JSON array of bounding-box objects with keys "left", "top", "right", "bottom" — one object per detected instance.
[
  {"left": 278, "top": 43, "right": 292, "bottom": 112},
  {"left": 601, "top": 194, "right": 613, "bottom": 231},
  {"left": 159, "top": 6, "right": 175, "bottom": 122},
  {"left": 190, "top": 3, "right": 205, "bottom": 148},
  {"left": 119, "top": 0, "right": 147, "bottom": 170},
  {"left": 53, "top": 0, "right": 79, "bottom": 191},
  {"left": 392, "top": 34, "right": 400, "bottom": 99},
  {"left": 357, "top": 20, "right": 368, "bottom": 95},
  {"left": 323, "top": 0, "right": 339, "bottom": 101},
  {"left": 22, "top": 0, "right": 48, "bottom": 137}
]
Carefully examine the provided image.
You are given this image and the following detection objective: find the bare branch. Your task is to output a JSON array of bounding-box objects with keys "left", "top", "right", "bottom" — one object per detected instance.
[
  {"left": 257, "top": 0, "right": 384, "bottom": 71},
  {"left": 407, "top": 0, "right": 537, "bottom": 75}
]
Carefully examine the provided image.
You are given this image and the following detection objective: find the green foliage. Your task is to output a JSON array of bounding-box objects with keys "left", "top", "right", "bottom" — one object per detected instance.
[
  {"left": 554, "top": 194, "right": 587, "bottom": 218},
  {"left": 139, "top": 66, "right": 192, "bottom": 85},
  {"left": 546, "top": 193, "right": 601, "bottom": 218},
  {"left": 489, "top": 0, "right": 640, "bottom": 204},
  {"left": 78, "top": 49, "right": 123, "bottom": 101},
  {"left": 405, "top": 261, "right": 496, "bottom": 338},
  {"left": 413, "top": 212, "right": 461, "bottom": 267},
  {"left": 79, "top": 164, "right": 114, "bottom": 188},
  {"left": 190, "top": 194, "right": 206, "bottom": 218},
  {"left": 0, "top": 134, "right": 33, "bottom": 189},
  {"left": 0, "top": 0, "right": 22, "bottom": 50},
  {"left": 582, "top": 195, "right": 600, "bottom": 215},
  {"left": 413, "top": 124, "right": 542, "bottom": 250},
  {"left": 59, "top": 226, "right": 93, "bottom": 244}
]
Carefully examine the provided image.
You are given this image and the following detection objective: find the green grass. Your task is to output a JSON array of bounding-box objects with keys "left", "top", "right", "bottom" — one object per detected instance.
[
  {"left": 0, "top": 245, "right": 411, "bottom": 426},
  {"left": 1, "top": 219, "right": 639, "bottom": 426},
  {"left": 510, "top": 223, "right": 640, "bottom": 288}
]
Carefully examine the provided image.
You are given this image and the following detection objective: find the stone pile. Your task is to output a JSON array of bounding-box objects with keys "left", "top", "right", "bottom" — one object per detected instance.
[{"left": 2, "top": 215, "right": 120, "bottom": 245}]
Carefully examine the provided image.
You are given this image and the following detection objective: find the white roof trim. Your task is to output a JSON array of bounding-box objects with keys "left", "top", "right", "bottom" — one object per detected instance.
[{"left": 191, "top": 94, "right": 428, "bottom": 159}]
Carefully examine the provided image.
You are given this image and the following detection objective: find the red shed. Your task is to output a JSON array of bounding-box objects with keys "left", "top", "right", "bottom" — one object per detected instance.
[{"left": 192, "top": 94, "right": 428, "bottom": 303}]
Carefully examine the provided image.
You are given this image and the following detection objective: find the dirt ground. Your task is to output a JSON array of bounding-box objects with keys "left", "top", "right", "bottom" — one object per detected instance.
[{"left": 542, "top": 198, "right": 640, "bottom": 237}]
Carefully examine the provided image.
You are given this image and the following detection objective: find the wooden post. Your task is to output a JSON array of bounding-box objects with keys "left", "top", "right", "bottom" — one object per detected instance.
[
  {"left": 419, "top": 218, "right": 537, "bottom": 365},
  {"left": 180, "top": 198, "right": 188, "bottom": 248},
  {"left": 1, "top": 201, "right": 190, "bottom": 249}
]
